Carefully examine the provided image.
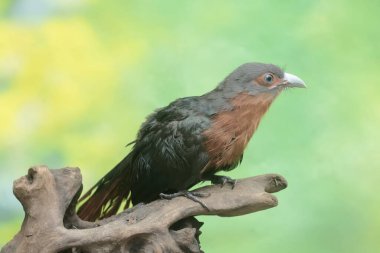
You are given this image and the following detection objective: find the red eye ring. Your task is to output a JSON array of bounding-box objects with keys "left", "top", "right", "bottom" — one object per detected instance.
[{"left": 264, "top": 73, "right": 274, "bottom": 83}]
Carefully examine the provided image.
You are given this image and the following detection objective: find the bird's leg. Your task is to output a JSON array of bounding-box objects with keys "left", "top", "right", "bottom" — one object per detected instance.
[
  {"left": 159, "top": 191, "right": 210, "bottom": 211},
  {"left": 203, "top": 174, "right": 237, "bottom": 189}
]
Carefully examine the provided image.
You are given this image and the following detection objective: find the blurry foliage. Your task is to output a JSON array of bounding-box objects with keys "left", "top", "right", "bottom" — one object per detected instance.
[{"left": 0, "top": 0, "right": 379, "bottom": 252}]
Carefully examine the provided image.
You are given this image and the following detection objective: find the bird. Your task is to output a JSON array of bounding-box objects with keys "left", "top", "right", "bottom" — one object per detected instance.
[{"left": 77, "top": 62, "right": 305, "bottom": 221}]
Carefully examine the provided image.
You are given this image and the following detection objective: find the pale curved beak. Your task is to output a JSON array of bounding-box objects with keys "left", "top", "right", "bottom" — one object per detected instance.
[{"left": 284, "top": 73, "right": 306, "bottom": 88}]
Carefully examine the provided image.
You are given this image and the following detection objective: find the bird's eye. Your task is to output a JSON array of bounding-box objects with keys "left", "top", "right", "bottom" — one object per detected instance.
[{"left": 264, "top": 73, "right": 274, "bottom": 83}]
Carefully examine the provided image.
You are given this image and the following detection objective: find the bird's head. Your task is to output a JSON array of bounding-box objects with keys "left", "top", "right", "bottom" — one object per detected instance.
[{"left": 219, "top": 62, "right": 306, "bottom": 97}]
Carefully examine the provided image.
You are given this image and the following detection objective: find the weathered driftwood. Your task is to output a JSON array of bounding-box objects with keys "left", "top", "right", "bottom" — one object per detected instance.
[{"left": 1, "top": 166, "right": 287, "bottom": 253}]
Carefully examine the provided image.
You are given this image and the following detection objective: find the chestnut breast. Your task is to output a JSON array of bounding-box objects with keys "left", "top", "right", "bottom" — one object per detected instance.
[{"left": 202, "top": 92, "right": 276, "bottom": 171}]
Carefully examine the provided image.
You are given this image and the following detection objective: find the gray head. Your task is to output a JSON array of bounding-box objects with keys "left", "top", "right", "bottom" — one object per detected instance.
[{"left": 217, "top": 62, "right": 306, "bottom": 96}]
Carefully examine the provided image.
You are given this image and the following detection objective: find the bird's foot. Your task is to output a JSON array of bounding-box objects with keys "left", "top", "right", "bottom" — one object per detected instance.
[
  {"left": 160, "top": 191, "right": 210, "bottom": 211},
  {"left": 206, "top": 175, "right": 237, "bottom": 189}
]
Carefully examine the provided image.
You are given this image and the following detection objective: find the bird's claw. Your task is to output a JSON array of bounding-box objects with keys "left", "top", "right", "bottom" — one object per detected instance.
[
  {"left": 209, "top": 175, "right": 237, "bottom": 189},
  {"left": 220, "top": 177, "right": 237, "bottom": 189},
  {"left": 159, "top": 191, "right": 210, "bottom": 211},
  {"left": 189, "top": 191, "right": 211, "bottom": 198}
]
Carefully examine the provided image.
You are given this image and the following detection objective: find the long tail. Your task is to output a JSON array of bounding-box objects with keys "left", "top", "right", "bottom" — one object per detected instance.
[{"left": 77, "top": 155, "right": 133, "bottom": 221}]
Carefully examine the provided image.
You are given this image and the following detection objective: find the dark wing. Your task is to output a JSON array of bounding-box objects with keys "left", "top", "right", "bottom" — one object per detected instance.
[{"left": 129, "top": 97, "right": 212, "bottom": 203}]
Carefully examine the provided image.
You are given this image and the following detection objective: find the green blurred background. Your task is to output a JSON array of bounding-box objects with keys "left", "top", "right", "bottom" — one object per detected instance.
[{"left": 1, "top": 0, "right": 379, "bottom": 252}]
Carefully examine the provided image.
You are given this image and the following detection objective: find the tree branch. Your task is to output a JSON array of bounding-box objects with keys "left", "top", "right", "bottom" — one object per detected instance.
[{"left": 1, "top": 166, "right": 287, "bottom": 253}]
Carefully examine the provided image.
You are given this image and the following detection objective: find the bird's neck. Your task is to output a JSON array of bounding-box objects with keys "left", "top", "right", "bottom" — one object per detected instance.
[
  {"left": 231, "top": 92, "right": 278, "bottom": 115},
  {"left": 229, "top": 92, "right": 278, "bottom": 137},
  {"left": 202, "top": 92, "right": 279, "bottom": 169}
]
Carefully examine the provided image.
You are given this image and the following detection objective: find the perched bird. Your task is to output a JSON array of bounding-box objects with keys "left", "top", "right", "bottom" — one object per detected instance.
[{"left": 78, "top": 62, "right": 305, "bottom": 221}]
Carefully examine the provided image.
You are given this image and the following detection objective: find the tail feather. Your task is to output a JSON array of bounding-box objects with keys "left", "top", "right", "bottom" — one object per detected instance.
[{"left": 77, "top": 156, "right": 133, "bottom": 221}]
